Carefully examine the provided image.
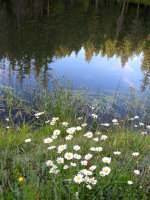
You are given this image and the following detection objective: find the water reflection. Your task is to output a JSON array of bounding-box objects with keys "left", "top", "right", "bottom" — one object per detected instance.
[{"left": 0, "top": 0, "right": 149, "bottom": 92}]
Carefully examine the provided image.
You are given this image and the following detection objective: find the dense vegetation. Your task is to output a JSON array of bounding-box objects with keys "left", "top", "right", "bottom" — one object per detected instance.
[{"left": 0, "top": 0, "right": 149, "bottom": 90}]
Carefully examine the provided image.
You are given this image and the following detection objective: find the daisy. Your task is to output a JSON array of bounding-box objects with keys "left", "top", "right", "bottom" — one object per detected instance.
[
  {"left": 96, "top": 147, "right": 103, "bottom": 152},
  {"left": 74, "top": 154, "right": 82, "bottom": 160},
  {"left": 66, "top": 128, "right": 76, "bottom": 134},
  {"left": 84, "top": 170, "right": 93, "bottom": 176},
  {"left": 101, "top": 123, "right": 109, "bottom": 127},
  {"left": 139, "top": 122, "right": 144, "bottom": 126},
  {"left": 112, "top": 119, "right": 118, "bottom": 123},
  {"left": 64, "top": 152, "right": 73, "bottom": 160},
  {"left": 82, "top": 123, "right": 87, "bottom": 127},
  {"left": 132, "top": 152, "right": 139, "bottom": 156},
  {"left": 91, "top": 114, "right": 98, "bottom": 119},
  {"left": 54, "top": 170, "right": 60, "bottom": 174},
  {"left": 58, "top": 144, "right": 67, "bottom": 151},
  {"left": 34, "top": 112, "right": 44, "bottom": 117},
  {"left": 25, "top": 138, "right": 31, "bottom": 143},
  {"left": 76, "top": 126, "right": 82, "bottom": 131},
  {"left": 47, "top": 146, "right": 56, "bottom": 150},
  {"left": 50, "top": 121, "right": 55, "bottom": 125},
  {"left": 52, "top": 117, "right": 59, "bottom": 121},
  {"left": 102, "top": 166, "right": 111, "bottom": 175},
  {"left": 95, "top": 131, "right": 101, "bottom": 135},
  {"left": 73, "top": 145, "right": 81, "bottom": 151},
  {"left": 100, "top": 135, "right": 108, "bottom": 140},
  {"left": 49, "top": 168, "right": 55, "bottom": 173},
  {"left": 113, "top": 151, "right": 121, "bottom": 155},
  {"left": 102, "top": 157, "right": 111, "bottom": 164},
  {"left": 83, "top": 176, "right": 90, "bottom": 183},
  {"left": 85, "top": 154, "right": 93, "bottom": 160},
  {"left": 45, "top": 120, "right": 50, "bottom": 124},
  {"left": 63, "top": 165, "right": 69, "bottom": 170},
  {"left": 89, "top": 177, "right": 97, "bottom": 185},
  {"left": 134, "top": 116, "right": 139, "bottom": 119},
  {"left": 90, "top": 147, "right": 96, "bottom": 151},
  {"left": 65, "top": 135, "right": 73, "bottom": 140},
  {"left": 146, "top": 125, "right": 150, "bottom": 129},
  {"left": 86, "top": 185, "right": 92, "bottom": 190},
  {"left": 127, "top": 181, "right": 133, "bottom": 185},
  {"left": 52, "top": 135, "right": 57, "bottom": 140},
  {"left": 46, "top": 160, "right": 53, "bottom": 166},
  {"left": 74, "top": 174, "right": 83, "bottom": 184},
  {"left": 53, "top": 130, "right": 60, "bottom": 136},
  {"left": 44, "top": 138, "right": 53, "bottom": 144},
  {"left": 93, "top": 137, "right": 99, "bottom": 142},
  {"left": 89, "top": 165, "right": 96, "bottom": 171},
  {"left": 56, "top": 157, "right": 64, "bottom": 164},
  {"left": 81, "top": 160, "right": 88, "bottom": 166},
  {"left": 99, "top": 171, "right": 106, "bottom": 177},
  {"left": 71, "top": 162, "right": 76, "bottom": 167},
  {"left": 84, "top": 132, "right": 93, "bottom": 138},
  {"left": 134, "top": 170, "right": 140, "bottom": 175},
  {"left": 62, "top": 122, "right": 68, "bottom": 126}
]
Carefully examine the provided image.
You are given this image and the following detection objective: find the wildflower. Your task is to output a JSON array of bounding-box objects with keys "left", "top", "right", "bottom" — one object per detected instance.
[
  {"left": 73, "top": 145, "right": 81, "bottom": 151},
  {"left": 141, "top": 132, "right": 147, "bottom": 135},
  {"left": 134, "top": 125, "right": 138, "bottom": 128},
  {"left": 139, "top": 122, "right": 144, "bottom": 126},
  {"left": 76, "top": 126, "right": 82, "bottom": 131},
  {"left": 25, "top": 138, "right": 31, "bottom": 143},
  {"left": 89, "top": 165, "right": 96, "bottom": 171},
  {"left": 47, "top": 146, "right": 56, "bottom": 150},
  {"left": 53, "top": 130, "right": 60, "bottom": 136},
  {"left": 64, "top": 152, "right": 73, "bottom": 160},
  {"left": 74, "top": 153, "right": 81, "bottom": 160},
  {"left": 96, "top": 147, "right": 103, "bottom": 152},
  {"left": 45, "top": 120, "right": 50, "bottom": 124},
  {"left": 18, "top": 177, "right": 24, "bottom": 182},
  {"left": 62, "top": 122, "right": 68, "bottom": 126},
  {"left": 58, "top": 144, "right": 67, "bottom": 151},
  {"left": 89, "top": 177, "right": 97, "bottom": 185},
  {"left": 102, "top": 157, "right": 111, "bottom": 164},
  {"left": 82, "top": 123, "right": 87, "bottom": 127},
  {"left": 44, "top": 138, "right": 53, "bottom": 144},
  {"left": 81, "top": 160, "right": 88, "bottom": 166},
  {"left": 99, "top": 171, "right": 106, "bottom": 177},
  {"left": 84, "top": 176, "right": 90, "bottom": 183},
  {"left": 71, "top": 162, "right": 76, "bottom": 167},
  {"left": 52, "top": 164, "right": 58, "bottom": 169},
  {"left": 50, "top": 121, "right": 55, "bottom": 125},
  {"left": 49, "top": 168, "right": 55, "bottom": 173},
  {"left": 52, "top": 135, "right": 57, "bottom": 140},
  {"left": 112, "top": 119, "right": 118, "bottom": 123},
  {"left": 93, "top": 137, "right": 99, "bottom": 142},
  {"left": 91, "top": 114, "right": 98, "bottom": 119},
  {"left": 86, "top": 184, "right": 92, "bottom": 190},
  {"left": 85, "top": 154, "right": 93, "bottom": 160},
  {"left": 102, "top": 166, "right": 111, "bottom": 175},
  {"left": 101, "top": 123, "right": 109, "bottom": 127},
  {"left": 56, "top": 157, "right": 64, "bottom": 164},
  {"left": 6, "top": 126, "right": 9, "bottom": 129},
  {"left": 127, "top": 181, "right": 133, "bottom": 185},
  {"left": 66, "top": 128, "right": 76, "bottom": 134},
  {"left": 78, "top": 117, "right": 83, "bottom": 120},
  {"left": 90, "top": 147, "right": 96, "bottom": 151},
  {"left": 5, "top": 118, "right": 9, "bottom": 121},
  {"left": 132, "top": 152, "right": 139, "bottom": 156},
  {"left": 74, "top": 174, "right": 83, "bottom": 184},
  {"left": 134, "top": 116, "right": 139, "bottom": 119},
  {"left": 84, "top": 132, "right": 93, "bottom": 138},
  {"left": 95, "top": 131, "right": 101, "bottom": 135},
  {"left": 54, "top": 170, "right": 60, "bottom": 174},
  {"left": 34, "top": 112, "right": 44, "bottom": 117},
  {"left": 84, "top": 170, "right": 93, "bottom": 176},
  {"left": 46, "top": 160, "right": 53, "bottom": 166},
  {"left": 100, "top": 135, "right": 108, "bottom": 140},
  {"left": 134, "top": 170, "right": 140, "bottom": 175},
  {"left": 146, "top": 125, "right": 150, "bottom": 129},
  {"left": 63, "top": 165, "right": 69, "bottom": 169},
  {"left": 52, "top": 117, "right": 59, "bottom": 121},
  {"left": 65, "top": 135, "right": 73, "bottom": 140},
  {"left": 113, "top": 151, "right": 121, "bottom": 155}
]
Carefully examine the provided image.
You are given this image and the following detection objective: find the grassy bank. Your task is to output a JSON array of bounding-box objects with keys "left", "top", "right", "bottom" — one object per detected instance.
[
  {"left": 0, "top": 119, "right": 149, "bottom": 200},
  {"left": 0, "top": 81, "right": 150, "bottom": 199}
]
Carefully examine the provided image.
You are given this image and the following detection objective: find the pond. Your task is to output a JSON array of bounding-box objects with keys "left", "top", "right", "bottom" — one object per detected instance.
[{"left": 0, "top": 0, "right": 150, "bottom": 94}]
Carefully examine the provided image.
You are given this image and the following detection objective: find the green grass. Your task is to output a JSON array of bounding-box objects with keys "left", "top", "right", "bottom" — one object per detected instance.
[{"left": 0, "top": 120, "right": 149, "bottom": 200}]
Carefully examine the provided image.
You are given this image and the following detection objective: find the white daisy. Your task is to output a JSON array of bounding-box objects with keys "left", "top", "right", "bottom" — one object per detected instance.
[
  {"left": 25, "top": 138, "right": 31, "bottom": 143},
  {"left": 96, "top": 147, "right": 103, "bottom": 152},
  {"left": 64, "top": 152, "right": 73, "bottom": 160},
  {"left": 102, "top": 166, "right": 111, "bottom": 175},
  {"left": 46, "top": 160, "right": 53, "bottom": 166},
  {"left": 65, "top": 135, "right": 73, "bottom": 140},
  {"left": 56, "top": 157, "right": 64, "bottom": 164},
  {"left": 81, "top": 160, "right": 88, "bottom": 166},
  {"left": 73, "top": 145, "right": 81, "bottom": 151},
  {"left": 100, "top": 135, "right": 108, "bottom": 140},
  {"left": 82, "top": 123, "right": 87, "bottom": 127},
  {"left": 134, "top": 170, "right": 140, "bottom": 175},
  {"left": 47, "top": 146, "right": 56, "bottom": 150},
  {"left": 74, "top": 154, "right": 82, "bottom": 160},
  {"left": 84, "top": 132, "right": 93, "bottom": 138},
  {"left": 127, "top": 181, "right": 133, "bottom": 185},
  {"left": 74, "top": 174, "right": 83, "bottom": 184},
  {"left": 102, "top": 157, "right": 111, "bottom": 164},
  {"left": 90, "top": 147, "right": 96, "bottom": 151},
  {"left": 44, "top": 138, "right": 53, "bottom": 144},
  {"left": 62, "top": 122, "right": 68, "bottom": 126},
  {"left": 53, "top": 130, "right": 61, "bottom": 136},
  {"left": 113, "top": 151, "right": 121, "bottom": 155},
  {"left": 91, "top": 114, "right": 98, "bottom": 119},
  {"left": 85, "top": 154, "right": 93, "bottom": 160},
  {"left": 132, "top": 152, "right": 139, "bottom": 156},
  {"left": 89, "top": 177, "right": 97, "bottom": 185},
  {"left": 70, "top": 162, "right": 76, "bottom": 167},
  {"left": 89, "top": 165, "right": 96, "bottom": 171},
  {"left": 86, "top": 184, "right": 92, "bottom": 190},
  {"left": 63, "top": 165, "right": 69, "bottom": 170}
]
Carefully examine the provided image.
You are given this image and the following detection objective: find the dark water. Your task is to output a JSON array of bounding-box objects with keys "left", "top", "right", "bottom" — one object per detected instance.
[{"left": 0, "top": 0, "right": 150, "bottom": 94}]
